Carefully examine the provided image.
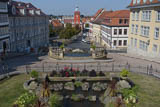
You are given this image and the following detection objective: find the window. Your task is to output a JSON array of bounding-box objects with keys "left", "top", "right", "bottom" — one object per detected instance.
[
  {"left": 143, "top": 0, "right": 147, "bottom": 3},
  {"left": 154, "top": 27, "right": 159, "bottom": 39},
  {"left": 139, "top": 40, "right": 148, "bottom": 51},
  {"left": 136, "top": 12, "right": 139, "bottom": 21},
  {"left": 124, "top": 29, "right": 127, "bottom": 35},
  {"left": 131, "top": 24, "right": 134, "bottom": 34},
  {"left": 156, "top": 11, "right": 160, "bottom": 21},
  {"left": 119, "top": 19, "right": 123, "bottom": 24},
  {"left": 137, "top": 0, "right": 140, "bottom": 4},
  {"left": 134, "top": 39, "right": 137, "bottom": 47},
  {"left": 119, "top": 29, "right": 122, "bottom": 35},
  {"left": 141, "top": 26, "right": 143, "bottom": 35},
  {"left": 123, "top": 40, "right": 127, "bottom": 46},
  {"left": 132, "top": 12, "right": 135, "bottom": 21},
  {"left": 135, "top": 25, "right": 138, "bottom": 34},
  {"left": 131, "top": 38, "right": 133, "bottom": 46},
  {"left": 153, "top": 44, "right": 158, "bottom": 52},
  {"left": 124, "top": 19, "right": 128, "bottom": 24},
  {"left": 114, "top": 29, "right": 117, "bottom": 35},
  {"left": 140, "top": 26, "right": 150, "bottom": 37},
  {"left": 142, "top": 10, "right": 151, "bottom": 21},
  {"left": 113, "top": 40, "right": 117, "bottom": 46},
  {"left": 133, "top": 0, "right": 136, "bottom": 4},
  {"left": 119, "top": 40, "right": 122, "bottom": 46}
]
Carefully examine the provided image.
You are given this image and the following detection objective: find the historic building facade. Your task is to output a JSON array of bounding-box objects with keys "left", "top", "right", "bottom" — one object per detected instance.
[
  {"left": 128, "top": 0, "right": 160, "bottom": 58},
  {"left": 0, "top": 0, "right": 10, "bottom": 53},
  {"left": 101, "top": 10, "right": 130, "bottom": 49},
  {"left": 89, "top": 8, "right": 106, "bottom": 44},
  {"left": 8, "top": 1, "right": 49, "bottom": 52},
  {"left": 63, "top": 6, "right": 82, "bottom": 28}
]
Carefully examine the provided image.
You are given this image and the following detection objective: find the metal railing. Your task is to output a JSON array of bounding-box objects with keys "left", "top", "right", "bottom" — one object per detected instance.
[
  {"left": 0, "top": 62, "right": 160, "bottom": 79},
  {"left": 22, "top": 62, "right": 160, "bottom": 78}
]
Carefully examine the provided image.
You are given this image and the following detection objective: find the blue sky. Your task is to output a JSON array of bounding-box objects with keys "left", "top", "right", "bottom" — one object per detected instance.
[{"left": 19, "top": 0, "right": 131, "bottom": 15}]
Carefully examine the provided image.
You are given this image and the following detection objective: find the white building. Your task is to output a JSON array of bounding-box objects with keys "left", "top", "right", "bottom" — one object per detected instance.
[
  {"left": 101, "top": 10, "right": 130, "bottom": 49},
  {"left": 0, "top": 0, "right": 10, "bottom": 54},
  {"left": 8, "top": 0, "right": 49, "bottom": 52}
]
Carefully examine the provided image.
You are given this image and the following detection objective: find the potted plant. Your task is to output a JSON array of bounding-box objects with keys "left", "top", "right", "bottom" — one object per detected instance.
[
  {"left": 59, "top": 43, "right": 65, "bottom": 51},
  {"left": 30, "top": 70, "right": 39, "bottom": 80},
  {"left": 120, "top": 69, "right": 129, "bottom": 79},
  {"left": 90, "top": 44, "right": 96, "bottom": 51}
]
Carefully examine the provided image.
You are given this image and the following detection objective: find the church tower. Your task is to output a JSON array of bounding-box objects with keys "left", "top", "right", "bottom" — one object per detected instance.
[{"left": 74, "top": 6, "right": 80, "bottom": 25}]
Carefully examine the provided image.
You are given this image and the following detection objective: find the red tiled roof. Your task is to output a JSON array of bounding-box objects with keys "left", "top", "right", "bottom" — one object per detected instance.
[
  {"left": 93, "top": 10, "right": 113, "bottom": 24},
  {"left": 105, "top": 10, "right": 130, "bottom": 18},
  {"left": 128, "top": 0, "right": 160, "bottom": 8},
  {"left": 102, "top": 10, "right": 130, "bottom": 27},
  {"left": 82, "top": 17, "right": 92, "bottom": 23},
  {"left": 64, "top": 19, "right": 74, "bottom": 24},
  {"left": 51, "top": 20, "right": 63, "bottom": 27},
  {"left": 93, "top": 8, "right": 105, "bottom": 20},
  {"left": 8, "top": 1, "right": 46, "bottom": 17}
]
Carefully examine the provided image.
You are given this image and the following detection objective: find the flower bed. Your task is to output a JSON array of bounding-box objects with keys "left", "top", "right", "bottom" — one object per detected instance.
[{"left": 13, "top": 69, "right": 139, "bottom": 107}]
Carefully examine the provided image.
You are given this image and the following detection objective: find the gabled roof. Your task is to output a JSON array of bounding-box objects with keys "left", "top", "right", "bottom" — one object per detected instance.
[
  {"left": 93, "top": 8, "right": 106, "bottom": 21},
  {"left": 101, "top": 10, "right": 130, "bottom": 27},
  {"left": 8, "top": 0, "right": 46, "bottom": 17},
  {"left": 128, "top": 0, "right": 160, "bottom": 8},
  {"left": 52, "top": 20, "right": 63, "bottom": 27},
  {"left": 105, "top": 10, "right": 130, "bottom": 18},
  {"left": 92, "top": 10, "right": 113, "bottom": 25}
]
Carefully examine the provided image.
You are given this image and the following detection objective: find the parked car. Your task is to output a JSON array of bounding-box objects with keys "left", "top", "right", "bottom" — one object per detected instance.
[
  {"left": 83, "top": 33, "right": 86, "bottom": 36},
  {"left": 82, "top": 39, "right": 87, "bottom": 43}
]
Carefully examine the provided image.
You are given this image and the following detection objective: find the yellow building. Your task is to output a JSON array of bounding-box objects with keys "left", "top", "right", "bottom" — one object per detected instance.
[
  {"left": 89, "top": 8, "right": 106, "bottom": 45},
  {"left": 127, "top": 0, "right": 160, "bottom": 58},
  {"left": 91, "top": 23, "right": 101, "bottom": 44}
]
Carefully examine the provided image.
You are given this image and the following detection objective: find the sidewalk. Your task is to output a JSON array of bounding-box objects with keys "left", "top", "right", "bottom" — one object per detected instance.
[{"left": 119, "top": 53, "right": 160, "bottom": 64}]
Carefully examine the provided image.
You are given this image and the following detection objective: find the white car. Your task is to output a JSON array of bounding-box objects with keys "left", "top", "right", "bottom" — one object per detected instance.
[
  {"left": 83, "top": 33, "right": 86, "bottom": 36},
  {"left": 82, "top": 39, "right": 87, "bottom": 43}
]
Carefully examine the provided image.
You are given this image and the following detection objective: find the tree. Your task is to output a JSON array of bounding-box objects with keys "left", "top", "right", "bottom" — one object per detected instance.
[
  {"left": 85, "top": 23, "right": 89, "bottom": 28},
  {"left": 59, "top": 23, "right": 81, "bottom": 39},
  {"left": 49, "top": 24, "right": 55, "bottom": 37},
  {"left": 66, "top": 23, "right": 72, "bottom": 29}
]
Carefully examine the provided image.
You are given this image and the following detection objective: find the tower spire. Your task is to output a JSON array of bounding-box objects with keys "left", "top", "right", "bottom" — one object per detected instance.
[{"left": 75, "top": 0, "right": 79, "bottom": 11}]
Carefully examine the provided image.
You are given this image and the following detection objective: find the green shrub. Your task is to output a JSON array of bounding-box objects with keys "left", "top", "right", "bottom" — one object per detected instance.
[
  {"left": 120, "top": 85, "right": 139, "bottom": 107},
  {"left": 14, "top": 92, "right": 37, "bottom": 107},
  {"left": 71, "top": 94, "right": 81, "bottom": 102},
  {"left": 59, "top": 43, "right": 64, "bottom": 50},
  {"left": 120, "top": 69, "right": 129, "bottom": 77},
  {"left": 49, "top": 93, "right": 62, "bottom": 107},
  {"left": 90, "top": 44, "right": 96, "bottom": 50},
  {"left": 30, "top": 70, "right": 38, "bottom": 79},
  {"left": 74, "top": 81, "right": 83, "bottom": 88}
]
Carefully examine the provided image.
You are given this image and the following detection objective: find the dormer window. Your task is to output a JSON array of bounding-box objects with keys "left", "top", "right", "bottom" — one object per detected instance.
[
  {"left": 29, "top": 9, "right": 34, "bottom": 15},
  {"left": 26, "top": 4, "right": 29, "bottom": 8},
  {"left": 18, "top": 3, "right": 21, "bottom": 6},
  {"left": 20, "top": 8, "right": 25, "bottom": 15},
  {"left": 36, "top": 10, "right": 40, "bottom": 15}
]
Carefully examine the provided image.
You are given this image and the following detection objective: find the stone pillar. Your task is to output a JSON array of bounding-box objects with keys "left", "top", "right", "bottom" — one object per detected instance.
[
  {"left": 49, "top": 47, "right": 53, "bottom": 57},
  {"left": 92, "top": 51, "right": 96, "bottom": 58},
  {"left": 59, "top": 52, "right": 64, "bottom": 59}
]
